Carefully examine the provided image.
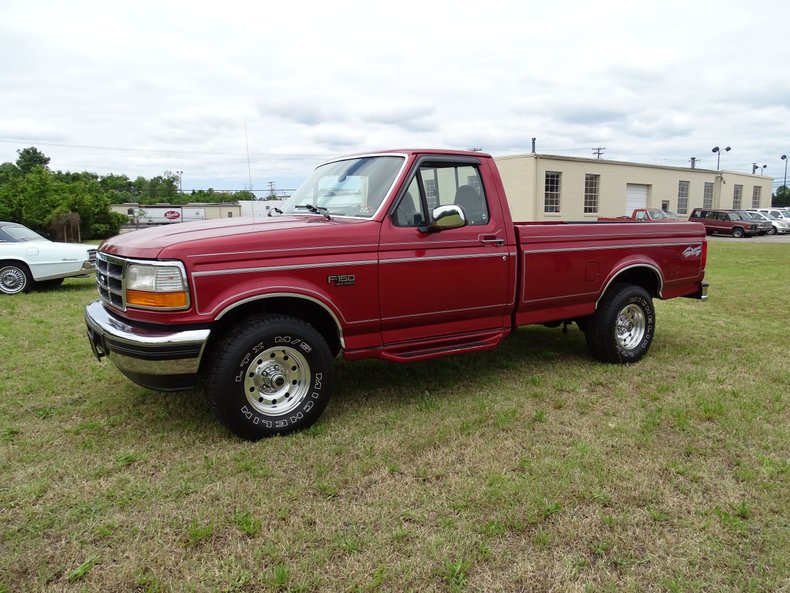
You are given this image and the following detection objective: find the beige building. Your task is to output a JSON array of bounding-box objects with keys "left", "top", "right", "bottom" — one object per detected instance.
[{"left": 495, "top": 154, "right": 773, "bottom": 221}]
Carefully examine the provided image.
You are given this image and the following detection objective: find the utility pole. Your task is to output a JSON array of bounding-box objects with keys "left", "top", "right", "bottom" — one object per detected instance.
[{"left": 592, "top": 147, "right": 606, "bottom": 159}]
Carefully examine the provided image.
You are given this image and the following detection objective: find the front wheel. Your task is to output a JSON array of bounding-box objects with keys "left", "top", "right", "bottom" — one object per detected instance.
[
  {"left": 732, "top": 227, "right": 745, "bottom": 238},
  {"left": 585, "top": 283, "right": 655, "bottom": 363},
  {"left": 206, "top": 315, "right": 334, "bottom": 440}
]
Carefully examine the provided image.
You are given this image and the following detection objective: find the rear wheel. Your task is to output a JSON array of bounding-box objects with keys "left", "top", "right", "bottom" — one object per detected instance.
[
  {"left": 0, "top": 263, "right": 32, "bottom": 295},
  {"left": 206, "top": 315, "right": 334, "bottom": 440},
  {"left": 585, "top": 283, "right": 655, "bottom": 363}
]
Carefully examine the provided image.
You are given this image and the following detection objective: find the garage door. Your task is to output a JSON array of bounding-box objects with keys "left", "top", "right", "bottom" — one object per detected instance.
[{"left": 625, "top": 184, "right": 649, "bottom": 216}]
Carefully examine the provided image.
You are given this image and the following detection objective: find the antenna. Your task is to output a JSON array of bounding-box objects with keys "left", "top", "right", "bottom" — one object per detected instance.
[{"left": 244, "top": 122, "right": 253, "bottom": 191}]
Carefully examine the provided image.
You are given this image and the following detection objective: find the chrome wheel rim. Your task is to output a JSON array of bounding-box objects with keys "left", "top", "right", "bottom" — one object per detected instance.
[
  {"left": 615, "top": 304, "right": 646, "bottom": 351},
  {"left": 243, "top": 346, "right": 311, "bottom": 416},
  {"left": 0, "top": 266, "right": 26, "bottom": 294}
]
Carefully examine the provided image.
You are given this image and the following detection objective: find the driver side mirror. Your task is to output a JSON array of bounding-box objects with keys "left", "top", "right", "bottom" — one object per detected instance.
[{"left": 420, "top": 205, "right": 467, "bottom": 232}]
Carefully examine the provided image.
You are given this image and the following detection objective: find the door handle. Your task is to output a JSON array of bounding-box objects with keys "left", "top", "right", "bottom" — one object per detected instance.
[{"left": 479, "top": 235, "right": 505, "bottom": 246}]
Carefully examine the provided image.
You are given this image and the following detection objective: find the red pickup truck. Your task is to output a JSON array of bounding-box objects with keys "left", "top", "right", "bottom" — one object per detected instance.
[{"left": 85, "top": 149, "right": 709, "bottom": 440}]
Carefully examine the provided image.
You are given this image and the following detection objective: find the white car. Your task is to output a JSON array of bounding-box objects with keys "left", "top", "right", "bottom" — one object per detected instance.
[
  {"left": 0, "top": 221, "right": 96, "bottom": 294},
  {"left": 748, "top": 209, "right": 790, "bottom": 235}
]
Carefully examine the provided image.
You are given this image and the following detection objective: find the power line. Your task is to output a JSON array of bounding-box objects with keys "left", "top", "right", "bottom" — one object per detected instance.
[{"left": 0, "top": 137, "right": 328, "bottom": 160}]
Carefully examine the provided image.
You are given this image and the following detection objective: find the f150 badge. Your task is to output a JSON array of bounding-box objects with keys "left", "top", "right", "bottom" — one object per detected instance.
[
  {"left": 682, "top": 246, "right": 702, "bottom": 257},
  {"left": 327, "top": 274, "right": 356, "bottom": 286}
]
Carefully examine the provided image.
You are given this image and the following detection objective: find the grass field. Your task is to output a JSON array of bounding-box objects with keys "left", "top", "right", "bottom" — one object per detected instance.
[{"left": 1, "top": 242, "right": 788, "bottom": 593}]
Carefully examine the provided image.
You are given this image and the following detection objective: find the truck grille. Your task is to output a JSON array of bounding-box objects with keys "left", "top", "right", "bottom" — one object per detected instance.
[{"left": 95, "top": 252, "right": 127, "bottom": 310}]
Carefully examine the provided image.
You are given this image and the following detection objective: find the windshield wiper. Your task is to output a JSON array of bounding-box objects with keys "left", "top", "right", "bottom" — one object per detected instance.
[{"left": 295, "top": 204, "right": 331, "bottom": 220}]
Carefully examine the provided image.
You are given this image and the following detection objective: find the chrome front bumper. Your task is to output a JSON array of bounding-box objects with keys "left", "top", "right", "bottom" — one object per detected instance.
[{"left": 85, "top": 299, "right": 211, "bottom": 391}]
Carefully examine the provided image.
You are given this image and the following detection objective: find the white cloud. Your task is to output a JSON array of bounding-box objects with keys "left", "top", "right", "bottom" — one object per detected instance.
[{"left": 1, "top": 0, "right": 789, "bottom": 192}]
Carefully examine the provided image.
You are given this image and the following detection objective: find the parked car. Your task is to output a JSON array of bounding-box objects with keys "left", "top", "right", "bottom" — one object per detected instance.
[
  {"left": 745, "top": 210, "right": 790, "bottom": 235},
  {"left": 751, "top": 208, "right": 790, "bottom": 222},
  {"left": 737, "top": 211, "right": 773, "bottom": 235},
  {"left": 0, "top": 221, "right": 96, "bottom": 295},
  {"left": 688, "top": 209, "right": 760, "bottom": 238}
]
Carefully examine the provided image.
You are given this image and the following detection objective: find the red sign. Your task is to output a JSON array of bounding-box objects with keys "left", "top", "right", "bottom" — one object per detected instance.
[{"left": 164, "top": 210, "right": 181, "bottom": 220}]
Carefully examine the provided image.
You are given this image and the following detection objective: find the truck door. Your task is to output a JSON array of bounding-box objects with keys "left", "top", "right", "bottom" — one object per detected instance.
[{"left": 378, "top": 157, "right": 511, "bottom": 345}]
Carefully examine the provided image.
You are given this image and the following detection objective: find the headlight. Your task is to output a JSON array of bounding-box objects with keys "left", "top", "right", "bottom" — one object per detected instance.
[{"left": 126, "top": 263, "right": 188, "bottom": 309}]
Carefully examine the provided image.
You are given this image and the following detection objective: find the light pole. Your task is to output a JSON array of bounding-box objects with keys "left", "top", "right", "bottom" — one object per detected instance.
[
  {"left": 782, "top": 155, "right": 788, "bottom": 199},
  {"left": 176, "top": 170, "right": 183, "bottom": 193},
  {"left": 712, "top": 146, "right": 731, "bottom": 170}
]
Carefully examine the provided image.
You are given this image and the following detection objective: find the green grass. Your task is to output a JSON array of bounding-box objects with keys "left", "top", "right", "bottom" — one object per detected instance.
[{"left": 1, "top": 242, "right": 788, "bottom": 592}]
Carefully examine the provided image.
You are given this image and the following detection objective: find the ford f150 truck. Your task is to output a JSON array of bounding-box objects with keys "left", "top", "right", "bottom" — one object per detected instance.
[{"left": 85, "top": 149, "right": 709, "bottom": 440}]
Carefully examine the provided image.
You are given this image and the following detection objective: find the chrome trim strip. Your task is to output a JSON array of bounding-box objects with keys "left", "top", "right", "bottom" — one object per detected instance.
[
  {"left": 521, "top": 241, "right": 703, "bottom": 254},
  {"left": 186, "top": 243, "right": 380, "bottom": 260},
  {"left": 381, "top": 252, "right": 507, "bottom": 265},
  {"left": 192, "top": 259, "right": 377, "bottom": 278}
]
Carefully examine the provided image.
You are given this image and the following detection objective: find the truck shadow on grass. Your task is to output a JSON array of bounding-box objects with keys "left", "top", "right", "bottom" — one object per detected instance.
[
  {"left": 333, "top": 325, "right": 590, "bottom": 403},
  {"left": 126, "top": 325, "right": 595, "bottom": 440}
]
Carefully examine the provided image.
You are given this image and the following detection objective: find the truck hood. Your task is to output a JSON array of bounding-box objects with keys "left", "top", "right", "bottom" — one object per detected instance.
[{"left": 100, "top": 215, "right": 371, "bottom": 260}]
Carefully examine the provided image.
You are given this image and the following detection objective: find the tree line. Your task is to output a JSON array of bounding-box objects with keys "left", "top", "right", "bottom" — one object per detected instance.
[{"left": 0, "top": 147, "right": 256, "bottom": 241}]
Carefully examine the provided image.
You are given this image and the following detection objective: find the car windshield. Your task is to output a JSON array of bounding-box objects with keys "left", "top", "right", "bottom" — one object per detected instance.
[
  {"left": 0, "top": 224, "right": 46, "bottom": 242},
  {"left": 282, "top": 156, "right": 404, "bottom": 218}
]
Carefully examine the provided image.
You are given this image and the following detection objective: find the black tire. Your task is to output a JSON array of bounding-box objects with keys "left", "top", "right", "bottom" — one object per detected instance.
[
  {"left": 767, "top": 226, "right": 777, "bottom": 236},
  {"left": 206, "top": 314, "right": 334, "bottom": 440},
  {"left": 732, "top": 227, "right": 745, "bottom": 238},
  {"left": 0, "top": 262, "right": 32, "bottom": 295},
  {"left": 585, "top": 283, "right": 655, "bottom": 363}
]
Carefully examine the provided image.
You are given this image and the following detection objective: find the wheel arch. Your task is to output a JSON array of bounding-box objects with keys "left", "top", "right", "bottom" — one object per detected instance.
[
  {"left": 205, "top": 293, "right": 343, "bottom": 362},
  {"left": 597, "top": 263, "right": 663, "bottom": 306}
]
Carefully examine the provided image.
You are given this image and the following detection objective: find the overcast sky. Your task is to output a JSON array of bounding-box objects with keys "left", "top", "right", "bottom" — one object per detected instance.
[{"left": 1, "top": 0, "right": 789, "bottom": 194}]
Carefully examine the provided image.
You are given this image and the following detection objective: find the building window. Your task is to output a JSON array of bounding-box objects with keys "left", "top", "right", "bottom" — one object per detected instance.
[
  {"left": 733, "top": 184, "right": 743, "bottom": 209},
  {"left": 752, "top": 186, "right": 761, "bottom": 208},
  {"left": 584, "top": 174, "right": 599, "bottom": 214},
  {"left": 544, "top": 171, "right": 561, "bottom": 213},
  {"left": 703, "top": 182, "right": 714, "bottom": 208},
  {"left": 677, "top": 180, "right": 689, "bottom": 214}
]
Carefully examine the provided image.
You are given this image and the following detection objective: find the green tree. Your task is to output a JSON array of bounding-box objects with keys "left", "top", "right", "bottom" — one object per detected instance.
[
  {"left": 16, "top": 146, "right": 51, "bottom": 174},
  {"left": 773, "top": 186, "right": 789, "bottom": 207}
]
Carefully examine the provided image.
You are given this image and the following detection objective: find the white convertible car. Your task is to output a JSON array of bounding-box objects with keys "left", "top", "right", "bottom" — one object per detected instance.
[{"left": 0, "top": 221, "right": 96, "bottom": 295}]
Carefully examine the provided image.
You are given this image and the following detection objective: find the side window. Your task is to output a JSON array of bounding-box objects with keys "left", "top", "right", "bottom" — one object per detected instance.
[
  {"left": 391, "top": 163, "right": 490, "bottom": 227},
  {"left": 392, "top": 178, "right": 424, "bottom": 227}
]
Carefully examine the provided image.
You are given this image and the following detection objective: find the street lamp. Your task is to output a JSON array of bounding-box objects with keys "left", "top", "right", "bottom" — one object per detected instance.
[
  {"left": 782, "top": 155, "right": 788, "bottom": 198},
  {"left": 176, "top": 170, "right": 183, "bottom": 193},
  {"left": 712, "top": 146, "right": 731, "bottom": 170}
]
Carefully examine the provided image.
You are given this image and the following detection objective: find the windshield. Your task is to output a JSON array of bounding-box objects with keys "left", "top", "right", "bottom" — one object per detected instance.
[
  {"left": 282, "top": 156, "right": 404, "bottom": 218},
  {"left": 0, "top": 224, "right": 46, "bottom": 242}
]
